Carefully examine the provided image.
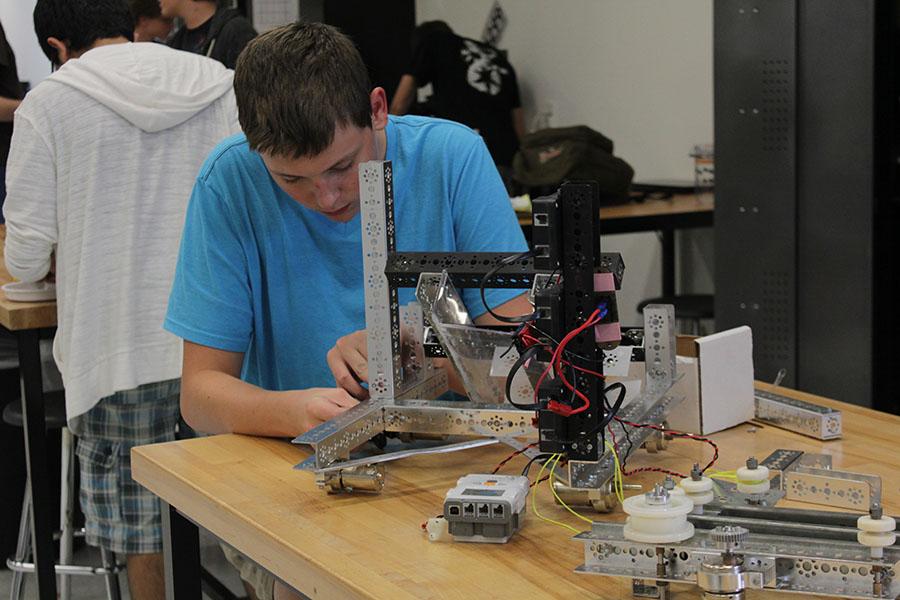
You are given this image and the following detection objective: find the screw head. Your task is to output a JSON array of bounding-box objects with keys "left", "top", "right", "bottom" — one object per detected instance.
[
  {"left": 746, "top": 457, "right": 759, "bottom": 470},
  {"left": 645, "top": 483, "right": 670, "bottom": 505},
  {"left": 691, "top": 463, "right": 702, "bottom": 481},
  {"left": 871, "top": 502, "right": 884, "bottom": 520}
]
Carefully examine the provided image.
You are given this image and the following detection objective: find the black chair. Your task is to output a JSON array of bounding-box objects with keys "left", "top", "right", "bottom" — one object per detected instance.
[
  {"left": 637, "top": 294, "right": 714, "bottom": 335},
  {"left": 3, "top": 392, "right": 122, "bottom": 600}
]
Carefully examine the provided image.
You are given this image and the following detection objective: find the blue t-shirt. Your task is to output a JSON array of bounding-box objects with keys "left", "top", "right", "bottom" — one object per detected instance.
[{"left": 164, "top": 116, "right": 528, "bottom": 391}]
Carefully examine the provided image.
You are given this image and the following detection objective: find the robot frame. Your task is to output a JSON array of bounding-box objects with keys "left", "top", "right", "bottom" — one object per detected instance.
[
  {"left": 294, "top": 160, "right": 900, "bottom": 599},
  {"left": 295, "top": 159, "right": 680, "bottom": 497}
]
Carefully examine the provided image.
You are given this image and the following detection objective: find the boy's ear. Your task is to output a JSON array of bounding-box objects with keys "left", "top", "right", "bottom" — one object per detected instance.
[
  {"left": 46, "top": 37, "right": 69, "bottom": 66},
  {"left": 369, "top": 87, "right": 388, "bottom": 130}
]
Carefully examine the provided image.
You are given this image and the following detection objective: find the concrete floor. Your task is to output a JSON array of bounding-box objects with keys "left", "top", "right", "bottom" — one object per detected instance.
[{"left": 0, "top": 529, "right": 247, "bottom": 599}]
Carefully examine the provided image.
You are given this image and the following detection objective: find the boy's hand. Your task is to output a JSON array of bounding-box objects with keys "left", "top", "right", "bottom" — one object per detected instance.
[
  {"left": 326, "top": 330, "right": 370, "bottom": 400},
  {"left": 296, "top": 388, "right": 359, "bottom": 433}
]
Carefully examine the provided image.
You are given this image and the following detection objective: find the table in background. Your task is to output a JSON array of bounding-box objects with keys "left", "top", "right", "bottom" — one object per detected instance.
[
  {"left": 133, "top": 382, "right": 899, "bottom": 599},
  {"left": 0, "top": 224, "right": 60, "bottom": 600},
  {"left": 518, "top": 192, "right": 714, "bottom": 298}
]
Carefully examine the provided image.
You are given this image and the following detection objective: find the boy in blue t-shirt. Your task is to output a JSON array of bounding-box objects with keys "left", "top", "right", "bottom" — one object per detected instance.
[{"left": 165, "top": 22, "right": 530, "bottom": 442}]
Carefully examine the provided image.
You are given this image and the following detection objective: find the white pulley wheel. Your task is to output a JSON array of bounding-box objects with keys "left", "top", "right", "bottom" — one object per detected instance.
[
  {"left": 622, "top": 493, "right": 695, "bottom": 543},
  {"left": 736, "top": 465, "right": 770, "bottom": 494},
  {"left": 679, "top": 476, "right": 715, "bottom": 506}
]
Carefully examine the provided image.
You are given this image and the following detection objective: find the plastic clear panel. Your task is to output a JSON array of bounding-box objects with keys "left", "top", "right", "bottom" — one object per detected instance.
[{"left": 418, "top": 271, "right": 545, "bottom": 404}]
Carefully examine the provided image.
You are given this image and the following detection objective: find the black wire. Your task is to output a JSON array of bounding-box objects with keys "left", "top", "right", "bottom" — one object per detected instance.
[
  {"left": 585, "top": 382, "right": 626, "bottom": 438},
  {"left": 521, "top": 453, "right": 555, "bottom": 477},
  {"left": 606, "top": 394, "right": 634, "bottom": 470},
  {"left": 505, "top": 345, "right": 541, "bottom": 410},
  {"left": 620, "top": 423, "right": 634, "bottom": 470},
  {"left": 479, "top": 249, "right": 538, "bottom": 323},
  {"left": 526, "top": 322, "right": 597, "bottom": 363},
  {"left": 543, "top": 266, "right": 560, "bottom": 289}
]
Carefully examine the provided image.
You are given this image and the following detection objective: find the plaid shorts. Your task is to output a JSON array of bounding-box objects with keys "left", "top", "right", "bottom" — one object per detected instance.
[
  {"left": 69, "top": 379, "right": 181, "bottom": 555},
  {"left": 220, "top": 543, "right": 276, "bottom": 600}
]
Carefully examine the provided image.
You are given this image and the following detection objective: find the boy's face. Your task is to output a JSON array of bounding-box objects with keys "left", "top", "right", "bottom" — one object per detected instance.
[
  {"left": 259, "top": 88, "right": 389, "bottom": 223},
  {"left": 157, "top": 0, "right": 186, "bottom": 19},
  {"left": 135, "top": 16, "right": 174, "bottom": 42},
  {"left": 261, "top": 124, "right": 381, "bottom": 223}
]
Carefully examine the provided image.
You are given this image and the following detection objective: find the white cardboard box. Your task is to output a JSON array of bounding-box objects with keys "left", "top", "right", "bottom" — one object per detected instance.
[
  {"left": 613, "top": 326, "right": 755, "bottom": 435},
  {"left": 666, "top": 326, "right": 755, "bottom": 435}
]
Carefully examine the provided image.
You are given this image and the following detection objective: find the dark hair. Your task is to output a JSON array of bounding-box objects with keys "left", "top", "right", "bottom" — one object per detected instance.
[
  {"left": 411, "top": 20, "right": 453, "bottom": 56},
  {"left": 128, "top": 0, "right": 162, "bottom": 24},
  {"left": 234, "top": 22, "right": 372, "bottom": 158},
  {"left": 34, "top": 0, "right": 133, "bottom": 65}
]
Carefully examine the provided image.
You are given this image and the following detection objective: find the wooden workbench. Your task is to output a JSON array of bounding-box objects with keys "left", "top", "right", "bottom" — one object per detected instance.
[
  {"left": 132, "top": 384, "right": 899, "bottom": 600},
  {"left": 1, "top": 225, "right": 63, "bottom": 600},
  {"left": 0, "top": 225, "right": 57, "bottom": 330},
  {"left": 517, "top": 192, "right": 714, "bottom": 228}
]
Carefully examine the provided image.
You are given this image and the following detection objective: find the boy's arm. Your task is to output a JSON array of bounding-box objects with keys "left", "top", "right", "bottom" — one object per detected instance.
[
  {"left": 389, "top": 75, "right": 417, "bottom": 115},
  {"left": 0, "top": 96, "right": 20, "bottom": 122},
  {"left": 181, "top": 340, "right": 358, "bottom": 437},
  {"left": 327, "top": 293, "right": 533, "bottom": 397},
  {"left": 3, "top": 112, "right": 57, "bottom": 282}
]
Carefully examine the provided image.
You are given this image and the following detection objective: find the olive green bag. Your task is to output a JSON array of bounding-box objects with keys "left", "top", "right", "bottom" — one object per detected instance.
[{"left": 512, "top": 126, "right": 634, "bottom": 201}]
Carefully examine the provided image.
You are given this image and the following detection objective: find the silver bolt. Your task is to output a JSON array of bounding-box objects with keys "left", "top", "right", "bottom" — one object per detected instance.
[
  {"left": 746, "top": 457, "right": 759, "bottom": 470},
  {"left": 871, "top": 502, "right": 884, "bottom": 520},
  {"left": 691, "top": 463, "right": 703, "bottom": 481},
  {"left": 645, "top": 483, "right": 670, "bottom": 505},
  {"left": 663, "top": 476, "right": 676, "bottom": 491}
]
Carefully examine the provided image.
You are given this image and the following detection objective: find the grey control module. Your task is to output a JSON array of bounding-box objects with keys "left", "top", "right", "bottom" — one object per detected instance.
[{"left": 443, "top": 474, "right": 529, "bottom": 543}]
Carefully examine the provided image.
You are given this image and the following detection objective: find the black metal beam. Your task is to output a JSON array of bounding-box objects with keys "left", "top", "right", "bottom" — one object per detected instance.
[
  {"left": 16, "top": 328, "right": 56, "bottom": 600},
  {"left": 163, "top": 503, "right": 201, "bottom": 600}
]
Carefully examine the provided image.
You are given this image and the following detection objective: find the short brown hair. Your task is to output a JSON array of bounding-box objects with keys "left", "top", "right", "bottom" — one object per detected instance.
[
  {"left": 234, "top": 22, "right": 372, "bottom": 158},
  {"left": 128, "top": 0, "right": 162, "bottom": 23}
]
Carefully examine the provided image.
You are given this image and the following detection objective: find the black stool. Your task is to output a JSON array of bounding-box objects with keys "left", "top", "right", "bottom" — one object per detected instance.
[
  {"left": 637, "top": 294, "right": 714, "bottom": 335},
  {"left": 3, "top": 393, "right": 122, "bottom": 600}
]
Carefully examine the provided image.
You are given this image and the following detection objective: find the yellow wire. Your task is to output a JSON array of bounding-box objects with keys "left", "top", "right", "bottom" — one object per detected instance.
[
  {"left": 707, "top": 469, "right": 740, "bottom": 482},
  {"left": 548, "top": 454, "right": 594, "bottom": 525},
  {"left": 604, "top": 441, "right": 626, "bottom": 503},
  {"left": 531, "top": 453, "right": 580, "bottom": 534}
]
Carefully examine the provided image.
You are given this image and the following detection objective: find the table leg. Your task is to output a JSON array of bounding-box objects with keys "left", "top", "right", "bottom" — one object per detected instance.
[
  {"left": 16, "top": 328, "right": 57, "bottom": 600},
  {"left": 661, "top": 229, "right": 676, "bottom": 298},
  {"left": 162, "top": 501, "right": 201, "bottom": 600}
]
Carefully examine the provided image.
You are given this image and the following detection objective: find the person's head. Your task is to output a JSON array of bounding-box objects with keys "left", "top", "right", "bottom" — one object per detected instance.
[
  {"left": 234, "top": 22, "right": 387, "bottom": 223},
  {"left": 410, "top": 20, "right": 453, "bottom": 56},
  {"left": 157, "top": 0, "right": 216, "bottom": 21},
  {"left": 34, "top": 0, "right": 133, "bottom": 67},
  {"left": 129, "top": 0, "right": 173, "bottom": 42}
]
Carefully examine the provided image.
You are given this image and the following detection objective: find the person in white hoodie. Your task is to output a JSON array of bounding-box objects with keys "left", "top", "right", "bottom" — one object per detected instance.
[{"left": 2, "top": 1, "right": 239, "bottom": 598}]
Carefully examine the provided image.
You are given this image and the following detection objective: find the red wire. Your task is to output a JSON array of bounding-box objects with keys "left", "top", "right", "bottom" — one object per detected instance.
[
  {"left": 561, "top": 360, "right": 605, "bottom": 379},
  {"left": 550, "top": 309, "right": 601, "bottom": 415},
  {"left": 518, "top": 314, "right": 606, "bottom": 416},
  {"left": 623, "top": 466, "right": 689, "bottom": 478},
  {"left": 491, "top": 442, "right": 539, "bottom": 474},
  {"left": 614, "top": 417, "right": 719, "bottom": 473}
]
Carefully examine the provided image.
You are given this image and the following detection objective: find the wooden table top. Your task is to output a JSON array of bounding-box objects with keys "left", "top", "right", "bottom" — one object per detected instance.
[
  {"left": 132, "top": 383, "right": 900, "bottom": 600},
  {"left": 0, "top": 225, "right": 57, "bottom": 331},
  {"left": 517, "top": 192, "right": 714, "bottom": 226}
]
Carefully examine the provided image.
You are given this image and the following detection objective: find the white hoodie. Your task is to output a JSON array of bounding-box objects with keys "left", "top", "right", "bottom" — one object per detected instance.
[{"left": 3, "top": 42, "right": 240, "bottom": 420}]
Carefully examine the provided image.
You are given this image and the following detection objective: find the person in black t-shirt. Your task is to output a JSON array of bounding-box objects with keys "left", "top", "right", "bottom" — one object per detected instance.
[
  {"left": 161, "top": 0, "right": 257, "bottom": 69},
  {"left": 0, "top": 21, "right": 25, "bottom": 223},
  {"left": 390, "top": 20, "right": 524, "bottom": 169},
  {"left": 129, "top": 0, "right": 173, "bottom": 43}
]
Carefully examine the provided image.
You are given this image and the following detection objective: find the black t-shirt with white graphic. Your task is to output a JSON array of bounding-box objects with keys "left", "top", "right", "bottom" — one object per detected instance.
[
  {"left": 0, "top": 23, "right": 25, "bottom": 166},
  {"left": 408, "top": 31, "right": 521, "bottom": 167}
]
